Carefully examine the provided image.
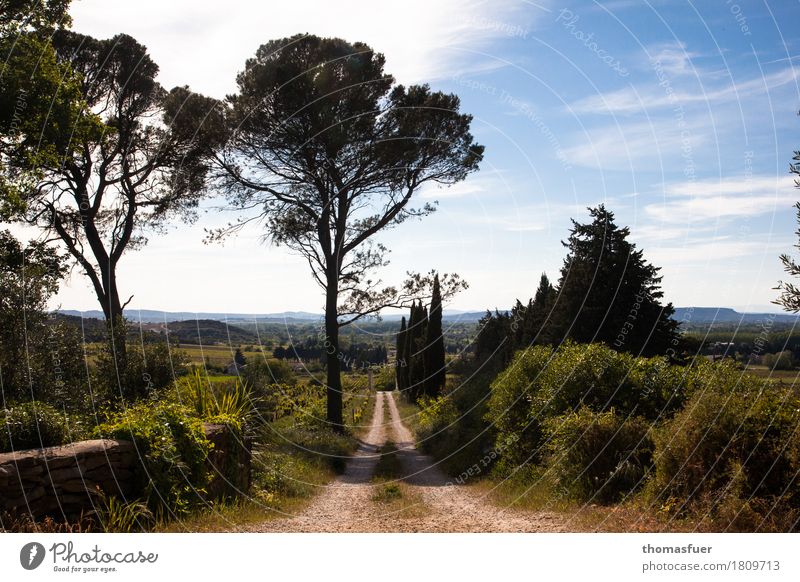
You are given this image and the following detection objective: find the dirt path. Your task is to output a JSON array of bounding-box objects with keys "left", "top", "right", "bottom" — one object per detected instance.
[{"left": 237, "top": 391, "right": 564, "bottom": 532}]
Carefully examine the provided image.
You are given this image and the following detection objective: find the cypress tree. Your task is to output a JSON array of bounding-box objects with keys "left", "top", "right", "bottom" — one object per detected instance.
[
  {"left": 396, "top": 316, "right": 407, "bottom": 390},
  {"left": 408, "top": 301, "right": 428, "bottom": 400},
  {"left": 423, "top": 274, "right": 446, "bottom": 396}
]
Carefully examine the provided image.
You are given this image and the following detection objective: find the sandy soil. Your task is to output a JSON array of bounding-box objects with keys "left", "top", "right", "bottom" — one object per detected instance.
[{"left": 236, "top": 391, "right": 564, "bottom": 532}]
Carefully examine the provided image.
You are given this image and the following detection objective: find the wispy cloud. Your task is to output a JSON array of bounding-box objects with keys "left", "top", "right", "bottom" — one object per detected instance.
[
  {"left": 570, "top": 67, "right": 798, "bottom": 115},
  {"left": 647, "top": 238, "right": 783, "bottom": 265},
  {"left": 645, "top": 175, "right": 798, "bottom": 224},
  {"left": 561, "top": 117, "right": 707, "bottom": 171}
]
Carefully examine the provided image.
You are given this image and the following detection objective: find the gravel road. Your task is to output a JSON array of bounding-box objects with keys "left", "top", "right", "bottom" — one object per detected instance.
[{"left": 236, "top": 391, "right": 564, "bottom": 532}]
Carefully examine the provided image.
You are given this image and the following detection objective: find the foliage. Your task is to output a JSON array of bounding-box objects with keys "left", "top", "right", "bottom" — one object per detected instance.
[
  {"left": 97, "top": 400, "right": 212, "bottom": 515},
  {"left": 542, "top": 407, "right": 653, "bottom": 503},
  {"left": 414, "top": 368, "right": 497, "bottom": 476},
  {"left": 97, "top": 495, "right": 154, "bottom": 533},
  {"left": 551, "top": 205, "right": 679, "bottom": 356},
  {"left": 423, "top": 274, "right": 446, "bottom": 396},
  {"left": 486, "top": 342, "right": 699, "bottom": 469},
  {"left": 374, "top": 364, "right": 396, "bottom": 391},
  {"left": 473, "top": 309, "right": 516, "bottom": 367},
  {"left": 252, "top": 415, "right": 358, "bottom": 499},
  {"left": 416, "top": 394, "right": 459, "bottom": 437},
  {"left": 94, "top": 336, "right": 189, "bottom": 400},
  {"left": 0, "top": 401, "right": 70, "bottom": 452},
  {"left": 242, "top": 358, "right": 296, "bottom": 388},
  {"left": 650, "top": 371, "right": 800, "bottom": 513},
  {"left": 173, "top": 369, "right": 256, "bottom": 431},
  {"left": 775, "top": 143, "right": 800, "bottom": 312},
  {"left": 764, "top": 350, "right": 795, "bottom": 371},
  {"left": 0, "top": 1, "right": 95, "bottom": 220}
]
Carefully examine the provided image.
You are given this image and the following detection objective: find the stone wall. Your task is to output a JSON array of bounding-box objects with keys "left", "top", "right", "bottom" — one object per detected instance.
[
  {"left": 0, "top": 424, "right": 250, "bottom": 521},
  {"left": 0, "top": 439, "right": 136, "bottom": 519}
]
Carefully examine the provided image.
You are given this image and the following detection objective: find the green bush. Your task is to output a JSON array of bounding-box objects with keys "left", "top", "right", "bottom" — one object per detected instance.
[
  {"left": 415, "top": 369, "right": 498, "bottom": 476},
  {"left": 651, "top": 364, "right": 800, "bottom": 514},
  {"left": 543, "top": 407, "right": 653, "bottom": 503},
  {"left": 374, "top": 365, "right": 396, "bottom": 391},
  {"left": 417, "top": 394, "right": 459, "bottom": 436},
  {"left": 0, "top": 402, "right": 70, "bottom": 452},
  {"left": 485, "top": 345, "right": 552, "bottom": 468},
  {"left": 242, "top": 358, "right": 296, "bottom": 388},
  {"left": 486, "top": 342, "right": 703, "bottom": 469},
  {"left": 97, "top": 400, "right": 211, "bottom": 515},
  {"left": 764, "top": 351, "right": 795, "bottom": 371},
  {"left": 95, "top": 339, "right": 189, "bottom": 400}
]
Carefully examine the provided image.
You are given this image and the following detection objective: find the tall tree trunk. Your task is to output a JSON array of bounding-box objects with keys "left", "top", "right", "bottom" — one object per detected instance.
[
  {"left": 324, "top": 277, "right": 343, "bottom": 431},
  {"left": 101, "top": 266, "right": 128, "bottom": 394}
]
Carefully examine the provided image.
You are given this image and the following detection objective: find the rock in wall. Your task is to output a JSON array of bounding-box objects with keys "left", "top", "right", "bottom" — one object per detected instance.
[{"left": 0, "top": 439, "right": 136, "bottom": 520}]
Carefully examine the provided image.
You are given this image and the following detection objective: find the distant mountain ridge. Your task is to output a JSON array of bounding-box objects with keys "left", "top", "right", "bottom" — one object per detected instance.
[
  {"left": 58, "top": 307, "right": 800, "bottom": 325},
  {"left": 58, "top": 308, "right": 489, "bottom": 323},
  {"left": 672, "top": 307, "right": 799, "bottom": 325}
]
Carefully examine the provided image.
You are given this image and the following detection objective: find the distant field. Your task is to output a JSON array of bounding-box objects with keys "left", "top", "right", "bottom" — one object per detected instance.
[
  {"left": 744, "top": 365, "right": 800, "bottom": 385},
  {"left": 180, "top": 344, "right": 273, "bottom": 367}
]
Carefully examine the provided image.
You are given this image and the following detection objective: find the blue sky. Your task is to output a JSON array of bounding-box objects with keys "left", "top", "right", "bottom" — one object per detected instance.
[{"left": 42, "top": 0, "right": 800, "bottom": 314}]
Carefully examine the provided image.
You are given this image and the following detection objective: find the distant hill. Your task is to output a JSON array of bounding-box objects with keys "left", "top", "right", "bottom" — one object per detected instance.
[
  {"left": 673, "top": 307, "right": 800, "bottom": 325},
  {"left": 60, "top": 309, "right": 322, "bottom": 324},
  {"left": 153, "top": 320, "right": 258, "bottom": 344},
  {"left": 58, "top": 306, "right": 798, "bottom": 328},
  {"left": 58, "top": 308, "right": 489, "bottom": 323}
]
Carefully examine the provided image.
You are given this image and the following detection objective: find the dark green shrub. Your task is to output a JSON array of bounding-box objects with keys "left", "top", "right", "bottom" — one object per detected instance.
[
  {"left": 651, "top": 364, "right": 800, "bottom": 513},
  {"left": 373, "top": 365, "right": 396, "bottom": 391},
  {"left": 485, "top": 345, "right": 552, "bottom": 468},
  {"left": 486, "top": 342, "right": 699, "bottom": 470},
  {"left": 95, "top": 339, "right": 189, "bottom": 400},
  {"left": 242, "top": 358, "right": 296, "bottom": 388},
  {"left": 97, "top": 401, "right": 211, "bottom": 515},
  {"left": 0, "top": 402, "right": 69, "bottom": 452},
  {"left": 415, "top": 369, "right": 499, "bottom": 476},
  {"left": 543, "top": 407, "right": 653, "bottom": 503}
]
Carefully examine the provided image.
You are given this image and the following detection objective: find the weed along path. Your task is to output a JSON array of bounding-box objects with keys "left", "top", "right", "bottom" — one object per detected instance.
[{"left": 237, "top": 392, "right": 564, "bottom": 533}]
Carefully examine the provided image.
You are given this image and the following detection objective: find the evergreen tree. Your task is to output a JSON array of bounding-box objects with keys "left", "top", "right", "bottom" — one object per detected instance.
[
  {"left": 551, "top": 205, "right": 678, "bottom": 356},
  {"left": 407, "top": 301, "right": 428, "bottom": 400},
  {"left": 474, "top": 309, "right": 514, "bottom": 366},
  {"left": 396, "top": 316, "right": 408, "bottom": 391},
  {"left": 519, "top": 273, "right": 557, "bottom": 347},
  {"left": 423, "top": 274, "right": 446, "bottom": 396}
]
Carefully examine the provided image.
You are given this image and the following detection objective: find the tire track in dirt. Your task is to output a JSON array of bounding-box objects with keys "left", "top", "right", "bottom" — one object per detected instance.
[{"left": 238, "top": 391, "right": 564, "bottom": 532}]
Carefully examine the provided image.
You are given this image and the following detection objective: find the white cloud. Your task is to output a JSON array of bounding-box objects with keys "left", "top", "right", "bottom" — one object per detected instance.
[
  {"left": 645, "top": 175, "right": 798, "bottom": 223},
  {"left": 570, "top": 67, "right": 798, "bottom": 115},
  {"left": 562, "top": 117, "right": 707, "bottom": 171},
  {"left": 69, "top": 0, "right": 549, "bottom": 98},
  {"left": 646, "top": 238, "right": 782, "bottom": 265}
]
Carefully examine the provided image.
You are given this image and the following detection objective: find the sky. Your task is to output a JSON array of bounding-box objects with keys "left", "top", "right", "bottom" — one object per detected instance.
[{"left": 26, "top": 0, "right": 800, "bottom": 314}]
